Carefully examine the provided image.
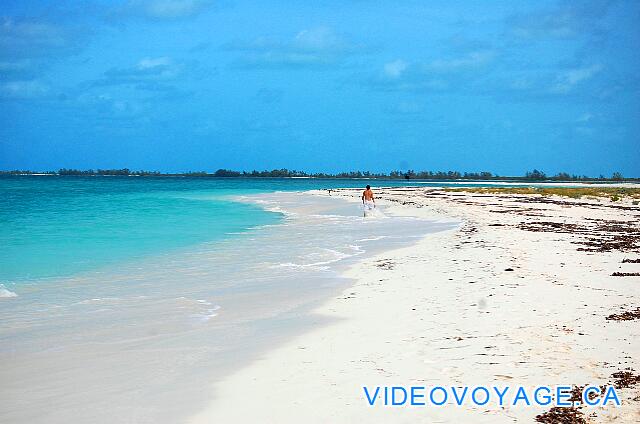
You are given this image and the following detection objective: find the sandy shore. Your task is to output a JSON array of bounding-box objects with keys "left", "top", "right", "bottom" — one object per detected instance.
[{"left": 189, "top": 187, "right": 640, "bottom": 423}]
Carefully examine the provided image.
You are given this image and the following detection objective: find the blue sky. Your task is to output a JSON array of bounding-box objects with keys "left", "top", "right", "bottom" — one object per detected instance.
[{"left": 1, "top": 0, "right": 638, "bottom": 176}]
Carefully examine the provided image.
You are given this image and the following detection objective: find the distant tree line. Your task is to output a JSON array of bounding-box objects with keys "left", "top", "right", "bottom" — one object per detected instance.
[
  {"left": 0, "top": 168, "right": 635, "bottom": 182},
  {"left": 55, "top": 168, "right": 162, "bottom": 176}
]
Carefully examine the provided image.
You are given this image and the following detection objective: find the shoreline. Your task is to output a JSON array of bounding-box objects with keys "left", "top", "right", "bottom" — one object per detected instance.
[
  {"left": 189, "top": 187, "right": 640, "bottom": 423},
  {"left": 1, "top": 189, "right": 455, "bottom": 424}
]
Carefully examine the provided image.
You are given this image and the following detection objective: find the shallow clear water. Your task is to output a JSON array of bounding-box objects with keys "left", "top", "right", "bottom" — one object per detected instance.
[
  {"left": 0, "top": 175, "right": 590, "bottom": 286},
  {"left": 0, "top": 177, "right": 461, "bottom": 423},
  {"left": 1, "top": 175, "right": 467, "bottom": 285}
]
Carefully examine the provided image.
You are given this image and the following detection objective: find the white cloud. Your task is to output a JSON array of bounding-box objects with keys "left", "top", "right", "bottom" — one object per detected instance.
[
  {"left": 551, "top": 64, "right": 602, "bottom": 93},
  {"left": 0, "top": 18, "right": 66, "bottom": 48},
  {"left": 511, "top": 11, "right": 577, "bottom": 39},
  {"left": 306, "top": 27, "right": 350, "bottom": 53},
  {"left": 293, "top": 28, "right": 329, "bottom": 50},
  {"left": 121, "top": 0, "right": 212, "bottom": 20},
  {"left": 227, "top": 27, "right": 366, "bottom": 69},
  {"left": 76, "top": 92, "right": 145, "bottom": 119},
  {"left": 367, "top": 51, "right": 494, "bottom": 93},
  {"left": 0, "top": 18, "right": 83, "bottom": 60},
  {"left": 384, "top": 60, "right": 407, "bottom": 78},
  {"left": 96, "top": 57, "right": 182, "bottom": 87},
  {"left": 137, "top": 56, "right": 172, "bottom": 70},
  {"left": 508, "top": 2, "right": 613, "bottom": 41},
  {"left": 147, "top": 0, "right": 208, "bottom": 18},
  {"left": 427, "top": 50, "right": 495, "bottom": 72},
  {"left": 0, "top": 80, "right": 49, "bottom": 99}
]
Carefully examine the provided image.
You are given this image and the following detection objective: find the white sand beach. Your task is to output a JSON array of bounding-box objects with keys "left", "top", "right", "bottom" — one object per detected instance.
[{"left": 189, "top": 187, "right": 640, "bottom": 423}]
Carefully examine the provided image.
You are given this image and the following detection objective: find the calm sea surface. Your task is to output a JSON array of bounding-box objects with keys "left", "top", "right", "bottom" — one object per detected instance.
[{"left": 1, "top": 175, "right": 478, "bottom": 284}]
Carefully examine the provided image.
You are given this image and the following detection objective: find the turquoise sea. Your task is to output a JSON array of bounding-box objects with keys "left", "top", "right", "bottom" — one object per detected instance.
[{"left": 1, "top": 175, "right": 468, "bottom": 284}]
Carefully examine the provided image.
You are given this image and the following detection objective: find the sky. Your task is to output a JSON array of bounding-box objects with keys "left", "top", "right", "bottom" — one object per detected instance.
[{"left": 1, "top": 0, "right": 639, "bottom": 176}]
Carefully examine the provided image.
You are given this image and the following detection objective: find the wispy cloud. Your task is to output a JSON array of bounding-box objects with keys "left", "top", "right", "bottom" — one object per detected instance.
[
  {"left": 94, "top": 57, "right": 183, "bottom": 88},
  {"left": 226, "top": 27, "right": 367, "bottom": 69},
  {"left": 137, "top": 57, "right": 172, "bottom": 70},
  {"left": 550, "top": 64, "right": 602, "bottom": 93},
  {"left": 383, "top": 60, "right": 407, "bottom": 78},
  {"left": 114, "top": 0, "right": 214, "bottom": 20},
  {"left": 367, "top": 64, "right": 449, "bottom": 93},
  {"left": 507, "top": 1, "right": 614, "bottom": 40},
  {"left": 368, "top": 49, "right": 495, "bottom": 93},
  {"left": 0, "top": 17, "right": 85, "bottom": 61},
  {"left": 0, "top": 16, "right": 88, "bottom": 92},
  {"left": 426, "top": 50, "right": 496, "bottom": 72},
  {"left": 73, "top": 92, "right": 147, "bottom": 122},
  {"left": 0, "top": 79, "right": 50, "bottom": 100}
]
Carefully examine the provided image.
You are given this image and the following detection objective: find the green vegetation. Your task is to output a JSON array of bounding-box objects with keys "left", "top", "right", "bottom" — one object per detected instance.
[
  {"left": 0, "top": 168, "right": 637, "bottom": 182},
  {"left": 444, "top": 187, "right": 640, "bottom": 201},
  {"left": 55, "top": 168, "right": 162, "bottom": 176}
]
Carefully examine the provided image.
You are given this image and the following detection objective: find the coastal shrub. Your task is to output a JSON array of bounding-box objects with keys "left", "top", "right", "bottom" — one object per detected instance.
[{"left": 443, "top": 187, "right": 640, "bottom": 200}]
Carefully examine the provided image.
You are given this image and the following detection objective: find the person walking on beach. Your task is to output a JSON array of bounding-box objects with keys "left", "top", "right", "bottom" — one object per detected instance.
[{"left": 362, "top": 185, "right": 375, "bottom": 217}]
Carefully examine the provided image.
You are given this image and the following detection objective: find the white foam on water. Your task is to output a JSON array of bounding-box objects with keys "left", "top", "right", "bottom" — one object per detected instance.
[
  {"left": 190, "top": 305, "right": 221, "bottom": 323},
  {"left": 271, "top": 262, "right": 330, "bottom": 271},
  {"left": 269, "top": 246, "right": 359, "bottom": 271},
  {"left": 74, "top": 297, "right": 121, "bottom": 305},
  {"left": 356, "top": 235, "right": 387, "bottom": 242},
  {"left": 248, "top": 199, "right": 297, "bottom": 217},
  {"left": 0, "top": 284, "right": 17, "bottom": 298},
  {"left": 347, "top": 244, "right": 364, "bottom": 253}
]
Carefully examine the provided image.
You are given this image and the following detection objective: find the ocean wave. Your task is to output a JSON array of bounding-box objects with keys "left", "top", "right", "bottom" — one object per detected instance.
[
  {"left": 176, "top": 297, "right": 222, "bottom": 323},
  {"left": 0, "top": 284, "right": 17, "bottom": 298},
  {"left": 270, "top": 248, "right": 355, "bottom": 270},
  {"left": 356, "top": 236, "right": 388, "bottom": 242},
  {"left": 347, "top": 244, "right": 365, "bottom": 254},
  {"left": 272, "top": 262, "right": 329, "bottom": 270},
  {"left": 309, "top": 214, "right": 350, "bottom": 219},
  {"left": 74, "top": 297, "right": 121, "bottom": 305},
  {"left": 248, "top": 199, "right": 297, "bottom": 217},
  {"left": 190, "top": 304, "right": 221, "bottom": 322}
]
